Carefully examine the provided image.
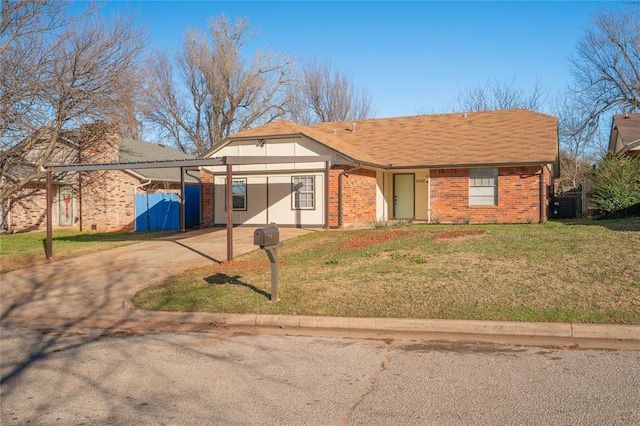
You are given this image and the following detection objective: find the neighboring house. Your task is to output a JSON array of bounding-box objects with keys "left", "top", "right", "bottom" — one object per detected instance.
[
  {"left": 608, "top": 113, "right": 640, "bottom": 158},
  {"left": 200, "top": 109, "right": 559, "bottom": 227},
  {"left": 1, "top": 123, "right": 200, "bottom": 233}
]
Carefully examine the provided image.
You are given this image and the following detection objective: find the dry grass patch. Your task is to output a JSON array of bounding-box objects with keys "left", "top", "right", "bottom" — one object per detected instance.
[
  {"left": 337, "top": 229, "right": 486, "bottom": 252},
  {"left": 134, "top": 219, "right": 640, "bottom": 324}
]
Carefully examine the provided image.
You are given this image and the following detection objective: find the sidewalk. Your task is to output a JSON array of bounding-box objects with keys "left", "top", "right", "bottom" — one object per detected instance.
[{"left": 2, "top": 227, "right": 639, "bottom": 350}]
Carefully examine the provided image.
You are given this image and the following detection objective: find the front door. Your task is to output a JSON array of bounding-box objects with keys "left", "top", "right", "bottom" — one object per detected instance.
[{"left": 393, "top": 174, "right": 415, "bottom": 219}]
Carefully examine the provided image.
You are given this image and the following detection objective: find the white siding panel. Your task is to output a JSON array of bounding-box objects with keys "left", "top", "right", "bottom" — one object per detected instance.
[
  {"left": 294, "top": 139, "right": 330, "bottom": 169},
  {"left": 295, "top": 139, "right": 321, "bottom": 156},
  {"left": 213, "top": 176, "right": 268, "bottom": 225},
  {"left": 206, "top": 137, "right": 330, "bottom": 226},
  {"left": 268, "top": 173, "right": 324, "bottom": 226},
  {"left": 213, "top": 173, "right": 325, "bottom": 226},
  {"left": 302, "top": 173, "right": 324, "bottom": 225},
  {"left": 267, "top": 175, "right": 294, "bottom": 224},
  {"left": 266, "top": 141, "right": 296, "bottom": 171},
  {"left": 238, "top": 143, "right": 267, "bottom": 172}
]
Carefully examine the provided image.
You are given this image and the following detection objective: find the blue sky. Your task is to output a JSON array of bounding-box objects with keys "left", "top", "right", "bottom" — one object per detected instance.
[{"left": 84, "top": 1, "right": 623, "bottom": 118}]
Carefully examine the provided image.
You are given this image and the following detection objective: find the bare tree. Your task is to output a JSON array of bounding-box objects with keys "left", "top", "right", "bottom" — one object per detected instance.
[
  {"left": 553, "top": 94, "right": 599, "bottom": 192},
  {"left": 0, "top": 1, "right": 148, "bottom": 203},
  {"left": 288, "top": 59, "right": 372, "bottom": 125},
  {"left": 569, "top": 6, "right": 640, "bottom": 137},
  {"left": 455, "top": 77, "right": 546, "bottom": 112},
  {"left": 144, "top": 15, "right": 295, "bottom": 154},
  {"left": 0, "top": 0, "right": 70, "bottom": 56}
]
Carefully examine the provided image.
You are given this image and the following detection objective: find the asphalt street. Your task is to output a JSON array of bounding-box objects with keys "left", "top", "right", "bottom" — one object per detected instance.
[
  {"left": 2, "top": 227, "right": 639, "bottom": 424},
  {"left": 1, "top": 324, "right": 638, "bottom": 425}
]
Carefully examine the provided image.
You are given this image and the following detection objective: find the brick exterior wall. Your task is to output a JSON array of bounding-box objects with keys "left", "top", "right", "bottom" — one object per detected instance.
[
  {"left": 200, "top": 171, "right": 214, "bottom": 227},
  {"left": 4, "top": 123, "right": 144, "bottom": 233},
  {"left": 77, "top": 123, "right": 138, "bottom": 232},
  {"left": 79, "top": 170, "right": 140, "bottom": 232},
  {"left": 4, "top": 183, "right": 50, "bottom": 233},
  {"left": 5, "top": 173, "right": 143, "bottom": 233},
  {"left": 329, "top": 166, "right": 377, "bottom": 228},
  {"left": 194, "top": 163, "right": 550, "bottom": 229},
  {"left": 430, "top": 166, "right": 550, "bottom": 224}
]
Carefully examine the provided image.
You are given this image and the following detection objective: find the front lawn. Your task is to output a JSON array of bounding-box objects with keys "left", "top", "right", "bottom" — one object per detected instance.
[{"left": 133, "top": 218, "right": 638, "bottom": 324}]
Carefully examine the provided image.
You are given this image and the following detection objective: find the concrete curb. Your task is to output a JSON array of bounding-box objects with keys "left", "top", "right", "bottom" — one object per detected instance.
[
  {"left": 128, "top": 309, "right": 640, "bottom": 342},
  {"left": 571, "top": 323, "right": 640, "bottom": 341}
]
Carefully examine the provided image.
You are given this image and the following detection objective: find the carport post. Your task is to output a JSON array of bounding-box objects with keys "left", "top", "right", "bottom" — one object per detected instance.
[
  {"left": 46, "top": 167, "right": 53, "bottom": 259},
  {"left": 180, "top": 166, "right": 185, "bottom": 232},
  {"left": 226, "top": 163, "right": 233, "bottom": 261},
  {"left": 265, "top": 247, "right": 279, "bottom": 302}
]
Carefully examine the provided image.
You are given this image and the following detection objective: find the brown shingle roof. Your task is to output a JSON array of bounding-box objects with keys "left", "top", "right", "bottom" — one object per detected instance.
[
  {"left": 611, "top": 114, "right": 640, "bottom": 150},
  {"left": 223, "top": 109, "right": 558, "bottom": 169}
]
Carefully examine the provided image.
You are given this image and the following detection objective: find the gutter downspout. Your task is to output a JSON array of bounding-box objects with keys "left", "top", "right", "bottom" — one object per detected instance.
[
  {"left": 338, "top": 164, "right": 362, "bottom": 228},
  {"left": 539, "top": 165, "right": 545, "bottom": 224},
  {"left": 427, "top": 170, "right": 432, "bottom": 224}
]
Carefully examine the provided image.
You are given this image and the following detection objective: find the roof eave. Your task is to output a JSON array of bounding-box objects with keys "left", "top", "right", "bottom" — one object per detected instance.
[
  {"left": 205, "top": 133, "right": 306, "bottom": 157},
  {"left": 620, "top": 139, "right": 640, "bottom": 154},
  {"left": 383, "top": 160, "right": 558, "bottom": 170},
  {"left": 608, "top": 116, "right": 619, "bottom": 152}
]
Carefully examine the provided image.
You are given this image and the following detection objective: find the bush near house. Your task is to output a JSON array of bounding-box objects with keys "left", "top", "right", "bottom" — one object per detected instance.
[{"left": 588, "top": 154, "right": 640, "bottom": 218}]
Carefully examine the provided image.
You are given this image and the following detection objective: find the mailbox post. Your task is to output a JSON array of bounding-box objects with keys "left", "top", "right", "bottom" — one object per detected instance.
[{"left": 254, "top": 226, "right": 282, "bottom": 302}]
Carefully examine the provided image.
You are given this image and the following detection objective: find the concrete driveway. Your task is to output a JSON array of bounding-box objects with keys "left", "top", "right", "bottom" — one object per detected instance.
[{"left": 1, "top": 227, "right": 312, "bottom": 329}]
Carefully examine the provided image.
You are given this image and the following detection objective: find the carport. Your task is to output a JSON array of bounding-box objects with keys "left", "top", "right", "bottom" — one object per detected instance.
[{"left": 43, "top": 155, "right": 331, "bottom": 261}]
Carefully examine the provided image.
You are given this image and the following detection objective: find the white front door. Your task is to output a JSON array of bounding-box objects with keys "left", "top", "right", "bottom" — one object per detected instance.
[{"left": 394, "top": 174, "right": 414, "bottom": 219}]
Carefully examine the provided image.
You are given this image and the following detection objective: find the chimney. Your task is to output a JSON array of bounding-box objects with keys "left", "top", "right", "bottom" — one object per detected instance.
[{"left": 79, "top": 121, "right": 120, "bottom": 163}]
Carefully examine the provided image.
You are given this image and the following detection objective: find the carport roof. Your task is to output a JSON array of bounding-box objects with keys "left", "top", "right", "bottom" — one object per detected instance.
[
  {"left": 119, "top": 138, "right": 200, "bottom": 183},
  {"left": 44, "top": 155, "right": 331, "bottom": 172}
]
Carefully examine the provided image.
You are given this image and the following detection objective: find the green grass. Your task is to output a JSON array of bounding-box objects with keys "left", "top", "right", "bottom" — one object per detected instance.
[
  {"left": 0, "top": 230, "right": 174, "bottom": 273},
  {"left": 133, "top": 218, "right": 640, "bottom": 324}
]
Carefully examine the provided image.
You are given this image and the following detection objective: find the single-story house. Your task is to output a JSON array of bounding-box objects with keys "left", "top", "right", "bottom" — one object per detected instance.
[
  {"left": 1, "top": 123, "right": 200, "bottom": 233},
  {"left": 608, "top": 113, "right": 640, "bottom": 157},
  {"left": 200, "top": 108, "right": 559, "bottom": 228}
]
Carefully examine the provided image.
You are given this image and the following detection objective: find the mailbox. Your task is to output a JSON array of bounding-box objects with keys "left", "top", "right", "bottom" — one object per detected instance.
[
  {"left": 254, "top": 226, "right": 279, "bottom": 248},
  {"left": 254, "top": 225, "right": 281, "bottom": 302}
]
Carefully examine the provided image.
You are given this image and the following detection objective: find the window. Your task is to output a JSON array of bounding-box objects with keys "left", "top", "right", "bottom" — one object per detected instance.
[
  {"left": 292, "top": 176, "right": 315, "bottom": 209},
  {"left": 232, "top": 179, "right": 246, "bottom": 210},
  {"left": 469, "top": 168, "right": 498, "bottom": 206}
]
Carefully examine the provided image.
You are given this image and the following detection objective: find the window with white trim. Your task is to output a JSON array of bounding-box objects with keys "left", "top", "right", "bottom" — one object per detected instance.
[
  {"left": 469, "top": 168, "right": 498, "bottom": 206},
  {"left": 232, "top": 179, "right": 247, "bottom": 210},
  {"left": 292, "top": 176, "right": 315, "bottom": 209}
]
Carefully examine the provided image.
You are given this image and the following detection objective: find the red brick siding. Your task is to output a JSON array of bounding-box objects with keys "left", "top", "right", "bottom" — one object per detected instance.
[
  {"left": 79, "top": 170, "right": 140, "bottom": 232},
  {"left": 5, "top": 183, "right": 58, "bottom": 233},
  {"left": 329, "top": 167, "right": 377, "bottom": 227},
  {"left": 430, "top": 166, "right": 549, "bottom": 224},
  {"left": 78, "top": 122, "right": 119, "bottom": 164},
  {"left": 200, "top": 171, "right": 214, "bottom": 227},
  {"left": 5, "top": 173, "right": 142, "bottom": 233},
  {"left": 4, "top": 124, "right": 152, "bottom": 233},
  {"left": 75, "top": 126, "right": 138, "bottom": 232}
]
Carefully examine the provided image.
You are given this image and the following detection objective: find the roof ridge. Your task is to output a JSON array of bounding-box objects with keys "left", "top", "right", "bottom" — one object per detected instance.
[{"left": 310, "top": 108, "right": 550, "bottom": 127}]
